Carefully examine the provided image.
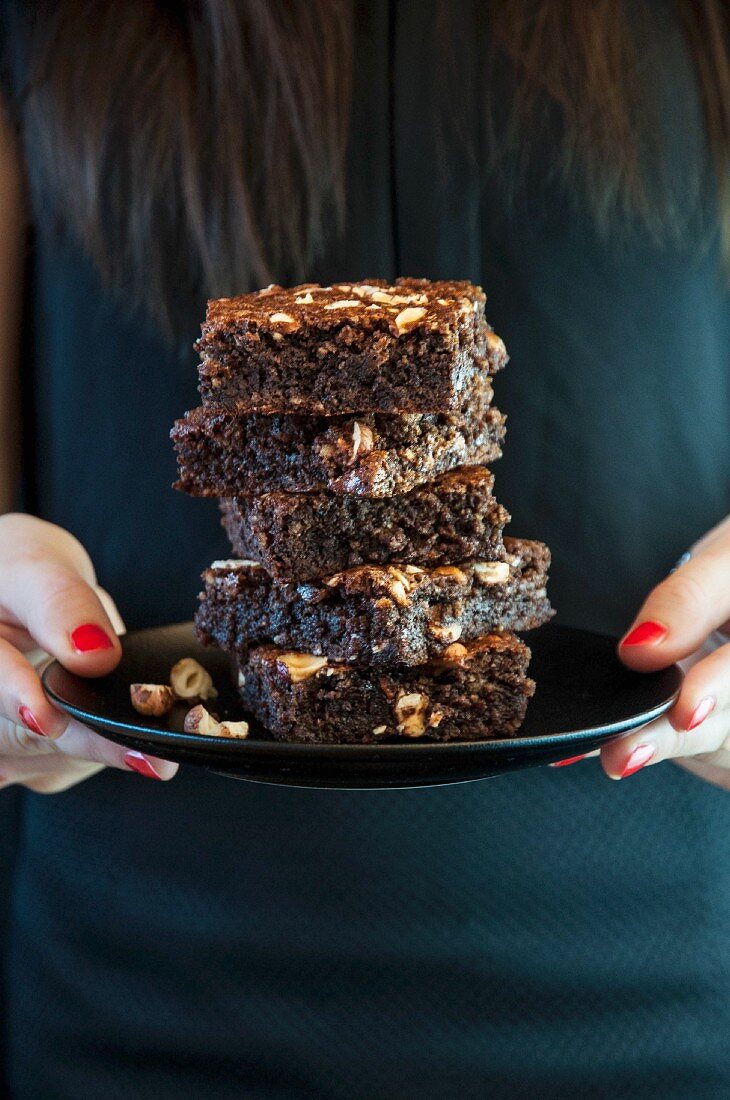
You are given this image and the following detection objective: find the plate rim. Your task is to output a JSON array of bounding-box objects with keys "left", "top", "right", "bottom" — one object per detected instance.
[{"left": 42, "top": 621, "right": 683, "bottom": 759}]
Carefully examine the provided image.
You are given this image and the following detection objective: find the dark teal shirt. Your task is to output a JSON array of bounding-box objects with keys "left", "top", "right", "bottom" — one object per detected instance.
[{"left": 4, "top": 3, "right": 730, "bottom": 1097}]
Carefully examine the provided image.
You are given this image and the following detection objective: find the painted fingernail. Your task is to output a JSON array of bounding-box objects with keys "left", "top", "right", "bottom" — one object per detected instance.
[
  {"left": 686, "top": 695, "right": 716, "bottom": 731},
  {"left": 18, "top": 705, "right": 46, "bottom": 736},
  {"left": 71, "top": 623, "right": 114, "bottom": 652},
  {"left": 124, "top": 751, "right": 164, "bottom": 780},
  {"left": 621, "top": 620, "right": 667, "bottom": 647},
  {"left": 620, "top": 743, "right": 656, "bottom": 778},
  {"left": 551, "top": 754, "right": 587, "bottom": 767}
]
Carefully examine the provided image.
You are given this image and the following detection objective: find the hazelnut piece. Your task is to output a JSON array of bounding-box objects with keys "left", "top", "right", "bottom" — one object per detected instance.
[
  {"left": 394, "top": 692, "right": 430, "bottom": 737},
  {"left": 433, "top": 565, "right": 468, "bottom": 585},
  {"left": 170, "top": 657, "right": 218, "bottom": 701},
  {"left": 473, "top": 561, "right": 510, "bottom": 585},
  {"left": 183, "top": 704, "right": 220, "bottom": 736},
  {"left": 130, "top": 683, "right": 175, "bottom": 717},
  {"left": 276, "top": 652, "right": 328, "bottom": 683},
  {"left": 217, "top": 720, "right": 250, "bottom": 740},
  {"left": 428, "top": 621, "right": 463, "bottom": 643},
  {"left": 350, "top": 421, "right": 374, "bottom": 463},
  {"left": 395, "top": 306, "right": 427, "bottom": 334}
]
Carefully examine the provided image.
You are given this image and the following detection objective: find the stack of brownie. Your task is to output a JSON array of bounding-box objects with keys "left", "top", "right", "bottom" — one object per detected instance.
[{"left": 172, "top": 279, "right": 552, "bottom": 743}]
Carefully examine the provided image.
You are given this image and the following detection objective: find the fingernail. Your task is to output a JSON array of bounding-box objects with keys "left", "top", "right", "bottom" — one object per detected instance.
[
  {"left": 620, "top": 743, "right": 655, "bottom": 778},
  {"left": 124, "top": 751, "right": 164, "bottom": 780},
  {"left": 551, "top": 754, "right": 587, "bottom": 767},
  {"left": 686, "top": 695, "right": 716, "bottom": 731},
  {"left": 71, "top": 623, "right": 114, "bottom": 652},
  {"left": 621, "top": 620, "right": 667, "bottom": 647},
  {"left": 18, "top": 705, "right": 46, "bottom": 736}
]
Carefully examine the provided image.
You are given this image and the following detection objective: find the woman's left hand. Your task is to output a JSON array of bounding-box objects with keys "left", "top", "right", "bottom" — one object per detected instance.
[{"left": 596, "top": 515, "right": 730, "bottom": 789}]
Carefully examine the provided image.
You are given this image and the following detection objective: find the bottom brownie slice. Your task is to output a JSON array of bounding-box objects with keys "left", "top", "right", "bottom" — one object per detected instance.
[{"left": 237, "top": 634, "right": 534, "bottom": 744}]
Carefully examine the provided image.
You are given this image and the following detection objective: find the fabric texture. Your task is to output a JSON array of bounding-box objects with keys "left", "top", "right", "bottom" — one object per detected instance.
[{"left": 3, "top": 2, "right": 730, "bottom": 1097}]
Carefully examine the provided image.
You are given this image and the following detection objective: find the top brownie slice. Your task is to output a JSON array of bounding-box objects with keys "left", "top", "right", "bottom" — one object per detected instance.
[{"left": 196, "top": 278, "right": 508, "bottom": 414}]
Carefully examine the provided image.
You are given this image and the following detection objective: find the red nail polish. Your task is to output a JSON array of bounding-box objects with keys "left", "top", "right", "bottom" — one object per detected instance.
[
  {"left": 18, "top": 705, "right": 46, "bottom": 736},
  {"left": 687, "top": 695, "right": 716, "bottom": 731},
  {"left": 124, "top": 751, "right": 163, "bottom": 780},
  {"left": 620, "top": 743, "right": 655, "bottom": 778},
  {"left": 71, "top": 623, "right": 114, "bottom": 652},
  {"left": 552, "top": 754, "right": 587, "bottom": 767},
  {"left": 621, "top": 620, "right": 667, "bottom": 647}
]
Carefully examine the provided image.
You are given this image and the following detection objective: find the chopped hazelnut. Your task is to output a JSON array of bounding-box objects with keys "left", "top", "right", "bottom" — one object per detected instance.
[
  {"left": 130, "top": 683, "right": 174, "bottom": 717},
  {"left": 269, "top": 311, "right": 297, "bottom": 326},
  {"left": 217, "top": 720, "right": 249, "bottom": 740},
  {"left": 170, "top": 657, "right": 218, "bottom": 701},
  {"left": 183, "top": 704, "right": 220, "bottom": 735},
  {"left": 372, "top": 725, "right": 388, "bottom": 735},
  {"left": 428, "top": 621, "right": 463, "bottom": 643},
  {"left": 324, "top": 299, "right": 361, "bottom": 309},
  {"left": 473, "top": 561, "right": 510, "bottom": 585},
  {"left": 183, "top": 705, "right": 249, "bottom": 739},
  {"left": 443, "top": 642, "right": 468, "bottom": 661},
  {"left": 433, "top": 565, "right": 469, "bottom": 585},
  {"left": 350, "top": 421, "right": 374, "bottom": 463},
  {"left": 276, "top": 652, "right": 328, "bottom": 683},
  {"left": 394, "top": 692, "right": 430, "bottom": 737},
  {"left": 395, "top": 306, "right": 427, "bottom": 334},
  {"left": 388, "top": 579, "right": 409, "bottom": 607}
]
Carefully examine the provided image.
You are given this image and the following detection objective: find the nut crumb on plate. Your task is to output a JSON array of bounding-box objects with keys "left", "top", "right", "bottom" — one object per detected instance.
[{"left": 130, "top": 683, "right": 175, "bottom": 717}]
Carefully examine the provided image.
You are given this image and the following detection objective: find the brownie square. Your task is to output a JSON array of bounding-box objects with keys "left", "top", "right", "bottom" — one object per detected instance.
[
  {"left": 237, "top": 634, "right": 534, "bottom": 743},
  {"left": 172, "top": 385, "right": 505, "bottom": 498},
  {"left": 196, "top": 278, "right": 507, "bottom": 414},
  {"left": 220, "top": 467, "right": 509, "bottom": 583},
  {"left": 195, "top": 537, "right": 553, "bottom": 667}
]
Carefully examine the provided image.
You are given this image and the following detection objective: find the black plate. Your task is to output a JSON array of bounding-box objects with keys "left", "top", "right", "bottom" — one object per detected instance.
[{"left": 42, "top": 622, "right": 682, "bottom": 790}]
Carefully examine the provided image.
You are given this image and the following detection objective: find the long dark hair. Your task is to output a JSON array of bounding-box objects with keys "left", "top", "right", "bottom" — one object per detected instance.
[
  {"left": 11, "top": 0, "right": 730, "bottom": 332},
  {"left": 17, "top": 0, "right": 353, "bottom": 330}
]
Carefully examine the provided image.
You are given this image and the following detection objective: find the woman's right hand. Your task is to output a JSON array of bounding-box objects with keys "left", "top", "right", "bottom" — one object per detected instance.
[{"left": 0, "top": 513, "right": 178, "bottom": 792}]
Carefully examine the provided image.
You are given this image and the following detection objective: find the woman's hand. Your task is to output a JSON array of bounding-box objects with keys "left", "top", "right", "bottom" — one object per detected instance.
[
  {"left": 0, "top": 513, "right": 178, "bottom": 792},
  {"left": 594, "top": 515, "right": 730, "bottom": 788}
]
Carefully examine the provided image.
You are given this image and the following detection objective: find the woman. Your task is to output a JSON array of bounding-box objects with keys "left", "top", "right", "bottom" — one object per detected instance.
[{"left": 0, "top": 2, "right": 728, "bottom": 1096}]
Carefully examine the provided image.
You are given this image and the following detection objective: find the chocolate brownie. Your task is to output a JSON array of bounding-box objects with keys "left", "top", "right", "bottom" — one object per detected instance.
[
  {"left": 237, "top": 634, "right": 534, "bottom": 743},
  {"left": 220, "top": 467, "right": 509, "bottom": 583},
  {"left": 196, "top": 278, "right": 508, "bottom": 414},
  {"left": 195, "top": 537, "right": 553, "bottom": 667},
  {"left": 172, "top": 386, "right": 505, "bottom": 498}
]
